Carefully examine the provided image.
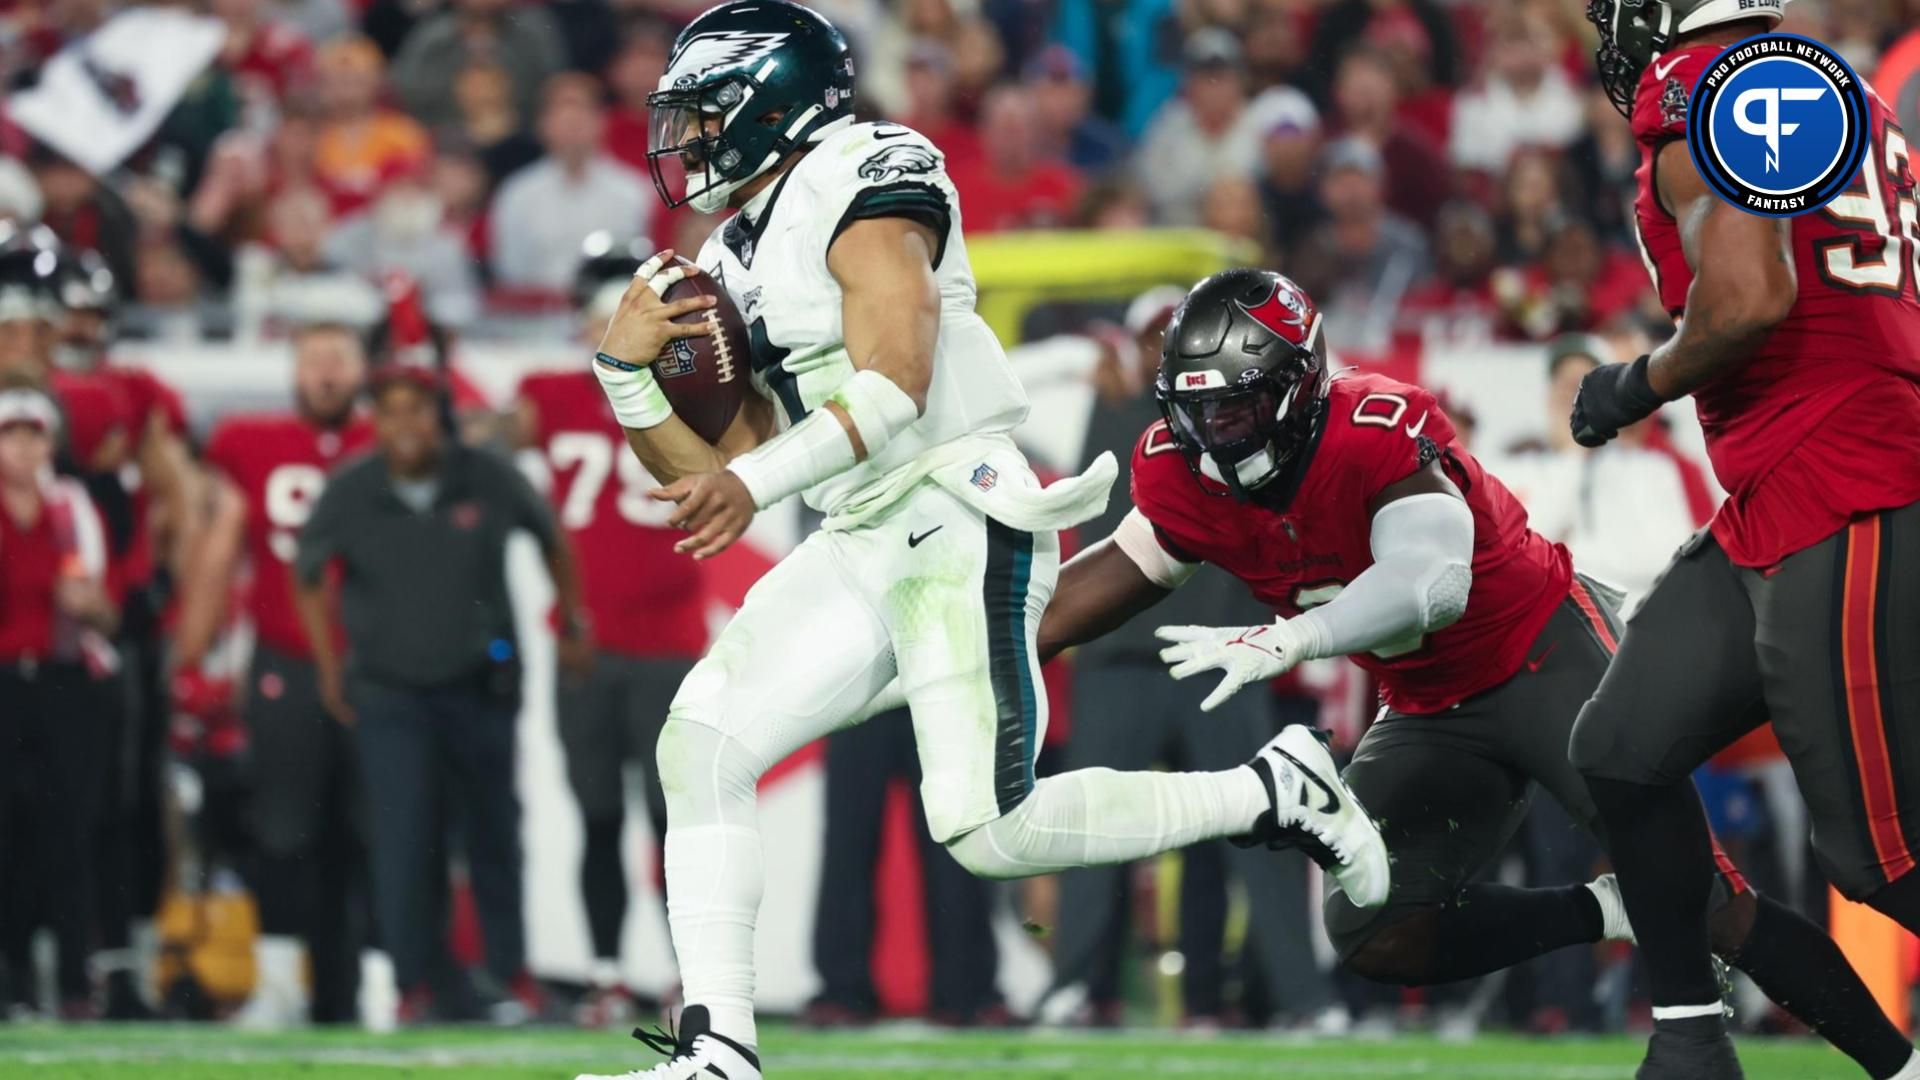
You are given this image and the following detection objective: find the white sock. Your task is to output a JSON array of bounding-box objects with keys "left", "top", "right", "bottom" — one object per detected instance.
[
  {"left": 253, "top": 935, "right": 304, "bottom": 1004},
  {"left": 589, "top": 958, "right": 621, "bottom": 990},
  {"left": 1887, "top": 1050, "right": 1920, "bottom": 1080},
  {"left": 1650, "top": 1002, "right": 1724, "bottom": 1021},
  {"left": 663, "top": 823, "right": 763, "bottom": 1046},
  {"left": 358, "top": 950, "right": 397, "bottom": 1033},
  {"left": 657, "top": 718, "right": 773, "bottom": 1049},
  {"left": 947, "top": 766, "right": 1268, "bottom": 877}
]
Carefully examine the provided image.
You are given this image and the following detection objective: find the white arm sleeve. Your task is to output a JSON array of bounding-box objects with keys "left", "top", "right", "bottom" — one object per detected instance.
[
  {"left": 1113, "top": 507, "right": 1201, "bottom": 589},
  {"left": 1288, "top": 492, "right": 1474, "bottom": 661}
]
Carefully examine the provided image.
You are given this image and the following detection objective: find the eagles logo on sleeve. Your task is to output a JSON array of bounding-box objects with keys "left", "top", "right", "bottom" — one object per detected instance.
[{"left": 859, "top": 143, "right": 939, "bottom": 184}]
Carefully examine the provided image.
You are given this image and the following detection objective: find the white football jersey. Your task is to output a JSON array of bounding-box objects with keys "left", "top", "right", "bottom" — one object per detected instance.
[{"left": 697, "top": 121, "right": 1030, "bottom": 518}]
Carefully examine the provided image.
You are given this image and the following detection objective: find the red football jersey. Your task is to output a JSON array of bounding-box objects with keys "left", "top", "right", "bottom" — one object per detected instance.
[
  {"left": 517, "top": 371, "right": 709, "bottom": 658},
  {"left": 104, "top": 364, "right": 188, "bottom": 436},
  {"left": 1132, "top": 371, "right": 1574, "bottom": 715},
  {"left": 203, "top": 413, "right": 374, "bottom": 658},
  {"left": 1633, "top": 45, "right": 1920, "bottom": 567},
  {"left": 47, "top": 367, "right": 133, "bottom": 474},
  {"left": 95, "top": 362, "right": 189, "bottom": 594}
]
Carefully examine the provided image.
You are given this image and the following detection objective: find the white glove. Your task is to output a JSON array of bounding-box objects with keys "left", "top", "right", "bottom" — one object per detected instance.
[{"left": 1155, "top": 620, "right": 1307, "bottom": 712}]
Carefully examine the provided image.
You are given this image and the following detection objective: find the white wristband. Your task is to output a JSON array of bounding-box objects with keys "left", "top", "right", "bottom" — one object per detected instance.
[
  {"left": 726, "top": 406, "right": 857, "bottom": 509},
  {"left": 592, "top": 352, "right": 673, "bottom": 430},
  {"left": 725, "top": 370, "right": 921, "bottom": 510},
  {"left": 832, "top": 368, "right": 921, "bottom": 461}
]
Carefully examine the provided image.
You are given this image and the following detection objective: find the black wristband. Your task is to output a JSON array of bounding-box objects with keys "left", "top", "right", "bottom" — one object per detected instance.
[
  {"left": 1623, "top": 354, "right": 1666, "bottom": 410},
  {"left": 595, "top": 351, "right": 646, "bottom": 373}
]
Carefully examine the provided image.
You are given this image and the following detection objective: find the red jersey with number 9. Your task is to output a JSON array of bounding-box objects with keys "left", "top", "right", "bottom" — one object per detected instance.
[
  {"left": 1131, "top": 371, "right": 1573, "bottom": 715},
  {"left": 517, "top": 371, "right": 709, "bottom": 658},
  {"left": 1633, "top": 44, "right": 1920, "bottom": 567},
  {"left": 203, "top": 413, "right": 374, "bottom": 657}
]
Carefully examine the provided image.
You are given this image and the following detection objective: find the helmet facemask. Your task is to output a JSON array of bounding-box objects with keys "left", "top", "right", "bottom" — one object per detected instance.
[
  {"left": 646, "top": 72, "right": 837, "bottom": 214},
  {"left": 1156, "top": 321, "right": 1328, "bottom": 504},
  {"left": 648, "top": 74, "right": 761, "bottom": 213},
  {"left": 1588, "top": 0, "right": 1674, "bottom": 118}
]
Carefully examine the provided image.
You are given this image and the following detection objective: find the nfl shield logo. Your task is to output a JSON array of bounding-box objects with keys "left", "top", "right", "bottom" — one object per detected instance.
[
  {"left": 970, "top": 464, "right": 998, "bottom": 491},
  {"left": 656, "top": 339, "right": 697, "bottom": 378}
]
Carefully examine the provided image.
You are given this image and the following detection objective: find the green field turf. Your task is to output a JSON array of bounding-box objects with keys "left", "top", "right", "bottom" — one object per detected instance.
[{"left": 0, "top": 1022, "right": 1867, "bottom": 1079}]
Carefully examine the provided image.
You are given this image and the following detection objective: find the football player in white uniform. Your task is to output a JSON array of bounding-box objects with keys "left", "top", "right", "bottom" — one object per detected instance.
[{"left": 579, "top": 4, "right": 1389, "bottom": 1076}]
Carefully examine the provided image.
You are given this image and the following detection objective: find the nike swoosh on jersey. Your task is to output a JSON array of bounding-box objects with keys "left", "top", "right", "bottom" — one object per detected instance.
[
  {"left": 907, "top": 526, "right": 943, "bottom": 547},
  {"left": 1652, "top": 55, "right": 1685, "bottom": 80},
  {"left": 873, "top": 128, "right": 912, "bottom": 140},
  {"left": 1405, "top": 412, "right": 1428, "bottom": 439}
]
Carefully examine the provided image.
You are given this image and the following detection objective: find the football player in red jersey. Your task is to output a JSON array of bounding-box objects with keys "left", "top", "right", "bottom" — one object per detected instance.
[
  {"left": 0, "top": 227, "right": 150, "bottom": 1017},
  {"left": 1574, "top": 0, "right": 1920, "bottom": 1074},
  {"left": 48, "top": 242, "right": 200, "bottom": 1019},
  {"left": 0, "top": 228, "right": 135, "bottom": 483},
  {"left": 51, "top": 244, "right": 198, "bottom": 584},
  {"left": 511, "top": 237, "right": 707, "bottom": 1025},
  {"left": 172, "top": 320, "right": 375, "bottom": 1026},
  {"left": 949, "top": 270, "right": 1910, "bottom": 1078}
]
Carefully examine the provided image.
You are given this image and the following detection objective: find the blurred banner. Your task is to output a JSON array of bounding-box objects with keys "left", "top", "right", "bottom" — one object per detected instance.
[
  {"left": 8, "top": 8, "right": 225, "bottom": 177},
  {"left": 968, "top": 228, "right": 1258, "bottom": 345}
]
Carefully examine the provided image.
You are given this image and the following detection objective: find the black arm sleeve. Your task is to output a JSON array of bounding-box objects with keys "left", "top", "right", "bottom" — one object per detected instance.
[
  {"left": 829, "top": 182, "right": 953, "bottom": 269},
  {"left": 496, "top": 452, "right": 559, "bottom": 554},
  {"left": 294, "top": 478, "right": 349, "bottom": 586}
]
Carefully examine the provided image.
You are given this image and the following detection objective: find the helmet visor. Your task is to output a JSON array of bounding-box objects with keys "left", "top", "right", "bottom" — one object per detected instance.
[
  {"left": 1163, "top": 384, "right": 1284, "bottom": 458},
  {"left": 648, "top": 89, "right": 714, "bottom": 180},
  {"left": 646, "top": 76, "right": 761, "bottom": 209}
]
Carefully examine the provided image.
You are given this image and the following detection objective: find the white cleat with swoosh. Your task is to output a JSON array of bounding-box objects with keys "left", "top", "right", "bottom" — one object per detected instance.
[{"left": 1239, "top": 725, "right": 1392, "bottom": 908}]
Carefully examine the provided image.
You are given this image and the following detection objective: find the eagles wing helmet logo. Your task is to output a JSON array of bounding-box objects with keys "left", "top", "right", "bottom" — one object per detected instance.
[
  {"left": 667, "top": 31, "right": 791, "bottom": 83},
  {"left": 859, "top": 143, "right": 939, "bottom": 184}
]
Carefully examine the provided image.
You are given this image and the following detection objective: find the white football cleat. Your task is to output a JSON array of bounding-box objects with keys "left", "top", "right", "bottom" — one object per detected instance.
[
  {"left": 574, "top": 1005, "right": 762, "bottom": 1080},
  {"left": 1587, "top": 873, "right": 1637, "bottom": 944},
  {"left": 229, "top": 985, "right": 305, "bottom": 1030},
  {"left": 1240, "top": 725, "right": 1391, "bottom": 908},
  {"left": 231, "top": 936, "right": 307, "bottom": 1030}
]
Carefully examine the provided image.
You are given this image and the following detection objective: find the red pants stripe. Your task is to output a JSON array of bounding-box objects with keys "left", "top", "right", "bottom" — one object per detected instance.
[
  {"left": 1569, "top": 578, "right": 1620, "bottom": 654},
  {"left": 1840, "top": 516, "right": 1916, "bottom": 882}
]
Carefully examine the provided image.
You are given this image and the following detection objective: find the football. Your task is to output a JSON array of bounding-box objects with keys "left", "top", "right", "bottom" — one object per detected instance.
[{"left": 654, "top": 255, "right": 750, "bottom": 443}]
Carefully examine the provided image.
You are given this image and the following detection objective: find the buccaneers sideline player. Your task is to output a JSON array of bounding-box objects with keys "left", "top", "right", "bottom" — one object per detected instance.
[
  {"left": 856, "top": 269, "right": 1913, "bottom": 1079},
  {"left": 49, "top": 242, "right": 197, "bottom": 1020},
  {"left": 1573, "top": 0, "right": 1920, "bottom": 1075},
  {"left": 172, "top": 320, "right": 374, "bottom": 1026}
]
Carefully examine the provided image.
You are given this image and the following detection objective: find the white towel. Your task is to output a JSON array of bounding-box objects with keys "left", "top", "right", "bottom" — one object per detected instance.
[{"left": 822, "top": 433, "right": 1117, "bottom": 534}]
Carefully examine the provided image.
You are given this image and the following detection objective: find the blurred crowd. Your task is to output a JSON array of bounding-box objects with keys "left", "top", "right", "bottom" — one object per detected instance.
[
  {"left": 3, "top": 0, "right": 1920, "bottom": 1041},
  {"left": 0, "top": 0, "right": 1914, "bottom": 352}
]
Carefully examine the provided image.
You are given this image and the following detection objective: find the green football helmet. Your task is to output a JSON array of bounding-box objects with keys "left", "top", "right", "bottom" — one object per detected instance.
[
  {"left": 646, "top": 0, "right": 856, "bottom": 213},
  {"left": 1587, "top": 0, "right": 1784, "bottom": 117}
]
